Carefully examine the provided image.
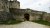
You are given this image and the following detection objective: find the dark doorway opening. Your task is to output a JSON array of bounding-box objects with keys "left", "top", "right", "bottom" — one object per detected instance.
[{"left": 24, "top": 13, "right": 29, "bottom": 21}]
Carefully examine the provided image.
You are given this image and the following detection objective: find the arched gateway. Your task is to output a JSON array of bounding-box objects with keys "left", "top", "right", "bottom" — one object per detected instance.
[{"left": 24, "top": 13, "right": 30, "bottom": 21}]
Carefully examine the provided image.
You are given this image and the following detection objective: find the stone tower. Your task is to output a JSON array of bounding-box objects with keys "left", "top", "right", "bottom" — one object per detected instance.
[
  {"left": 0, "top": 0, "right": 9, "bottom": 11},
  {"left": 0, "top": 0, "right": 3, "bottom": 11},
  {"left": 9, "top": 0, "right": 20, "bottom": 9},
  {"left": 0, "top": 0, "right": 20, "bottom": 12}
]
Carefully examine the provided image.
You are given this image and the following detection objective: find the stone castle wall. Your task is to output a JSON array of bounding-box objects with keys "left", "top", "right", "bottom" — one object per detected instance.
[
  {"left": 9, "top": 1, "right": 20, "bottom": 9},
  {"left": 9, "top": 8, "right": 50, "bottom": 22},
  {"left": 0, "top": 0, "right": 50, "bottom": 22},
  {"left": 0, "top": 0, "right": 20, "bottom": 12}
]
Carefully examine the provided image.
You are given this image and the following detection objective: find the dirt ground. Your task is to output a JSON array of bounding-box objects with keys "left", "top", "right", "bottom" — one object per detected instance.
[{"left": 0, "top": 21, "right": 50, "bottom": 28}]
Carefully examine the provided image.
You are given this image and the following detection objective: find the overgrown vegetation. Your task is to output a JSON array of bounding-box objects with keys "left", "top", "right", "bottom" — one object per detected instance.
[
  {"left": 0, "top": 19, "right": 23, "bottom": 25},
  {"left": 32, "top": 19, "right": 50, "bottom": 26}
]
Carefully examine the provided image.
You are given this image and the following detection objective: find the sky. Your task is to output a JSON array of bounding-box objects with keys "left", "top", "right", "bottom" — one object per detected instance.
[{"left": 17, "top": 0, "right": 50, "bottom": 13}]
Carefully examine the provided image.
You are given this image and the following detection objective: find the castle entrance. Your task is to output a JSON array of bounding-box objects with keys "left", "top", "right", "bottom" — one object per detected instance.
[{"left": 24, "top": 13, "right": 30, "bottom": 21}]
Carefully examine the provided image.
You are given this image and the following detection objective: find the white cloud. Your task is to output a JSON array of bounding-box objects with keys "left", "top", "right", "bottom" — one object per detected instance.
[{"left": 17, "top": 0, "right": 50, "bottom": 13}]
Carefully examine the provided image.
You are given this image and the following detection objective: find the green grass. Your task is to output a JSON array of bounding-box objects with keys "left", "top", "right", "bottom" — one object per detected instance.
[
  {"left": 0, "top": 19, "right": 23, "bottom": 25},
  {"left": 32, "top": 20, "right": 50, "bottom": 26}
]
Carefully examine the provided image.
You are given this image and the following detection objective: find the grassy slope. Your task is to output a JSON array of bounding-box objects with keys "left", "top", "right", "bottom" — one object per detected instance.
[
  {"left": 32, "top": 20, "right": 50, "bottom": 26},
  {"left": 0, "top": 19, "right": 23, "bottom": 25}
]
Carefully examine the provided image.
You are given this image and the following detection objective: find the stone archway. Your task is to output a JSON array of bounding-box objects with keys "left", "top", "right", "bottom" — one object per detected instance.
[{"left": 24, "top": 13, "right": 30, "bottom": 21}]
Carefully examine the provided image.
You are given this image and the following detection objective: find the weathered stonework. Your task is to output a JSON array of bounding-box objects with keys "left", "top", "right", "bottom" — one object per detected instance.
[
  {"left": 0, "top": 0, "right": 20, "bottom": 12},
  {"left": 9, "top": 0, "right": 20, "bottom": 9},
  {"left": 0, "top": 11, "right": 13, "bottom": 22},
  {"left": 0, "top": 0, "right": 50, "bottom": 22},
  {"left": 9, "top": 8, "right": 50, "bottom": 22},
  {"left": 0, "top": 0, "right": 20, "bottom": 22}
]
